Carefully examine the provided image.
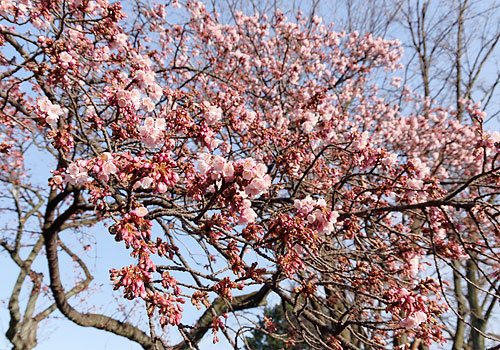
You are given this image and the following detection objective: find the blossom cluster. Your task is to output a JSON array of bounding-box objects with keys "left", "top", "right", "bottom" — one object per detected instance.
[
  {"left": 212, "top": 277, "right": 244, "bottom": 301},
  {"left": 36, "top": 97, "right": 64, "bottom": 126},
  {"left": 149, "top": 292, "right": 185, "bottom": 327},
  {"left": 110, "top": 88, "right": 141, "bottom": 110},
  {"left": 195, "top": 154, "right": 272, "bottom": 224},
  {"left": 385, "top": 287, "right": 429, "bottom": 329},
  {"left": 110, "top": 265, "right": 152, "bottom": 300},
  {"left": 52, "top": 152, "right": 118, "bottom": 187},
  {"left": 52, "top": 160, "right": 91, "bottom": 187},
  {"left": 294, "top": 195, "right": 339, "bottom": 235},
  {"left": 138, "top": 117, "right": 166, "bottom": 147},
  {"left": 130, "top": 52, "right": 163, "bottom": 100},
  {"left": 202, "top": 101, "right": 223, "bottom": 125},
  {"left": 109, "top": 212, "right": 152, "bottom": 250},
  {"left": 0, "top": 0, "right": 32, "bottom": 17}
]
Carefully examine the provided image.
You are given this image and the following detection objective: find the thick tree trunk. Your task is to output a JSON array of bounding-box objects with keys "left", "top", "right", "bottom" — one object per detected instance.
[
  {"left": 466, "top": 260, "right": 485, "bottom": 350},
  {"left": 452, "top": 260, "right": 466, "bottom": 350}
]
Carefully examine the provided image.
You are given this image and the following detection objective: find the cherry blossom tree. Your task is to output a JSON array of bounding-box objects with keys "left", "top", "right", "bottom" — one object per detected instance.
[{"left": 1, "top": 1, "right": 500, "bottom": 350}]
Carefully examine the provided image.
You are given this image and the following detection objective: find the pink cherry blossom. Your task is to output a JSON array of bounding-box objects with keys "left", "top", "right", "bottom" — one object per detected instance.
[
  {"left": 139, "top": 117, "right": 166, "bottom": 147},
  {"left": 222, "top": 162, "right": 235, "bottom": 181},
  {"left": 37, "top": 97, "right": 64, "bottom": 125},
  {"left": 408, "top": 255, "right": 420, "bottom": 276},
  {"left": 245, "top": 175, "right": 271, "bottom": 198},
  {"left": 59, "top": 51, "right": 75, "bottom": 68},
  {"left": 203, "top": 102, "right": 223, "bottom": 125},
  {"left": 239, "top": 207, "right": 257, "bottom": 225},
  {"left": 400, "top": 311, "right": 427, "bottom": 329},
  {"left": 133, "top": 207, "right": 149, "bottom": 218}
]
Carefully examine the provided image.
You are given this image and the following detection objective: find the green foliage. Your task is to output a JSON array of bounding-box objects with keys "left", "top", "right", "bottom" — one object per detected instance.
[{"left": 245, "top": 304, "right": 309, "bottom": 350}]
